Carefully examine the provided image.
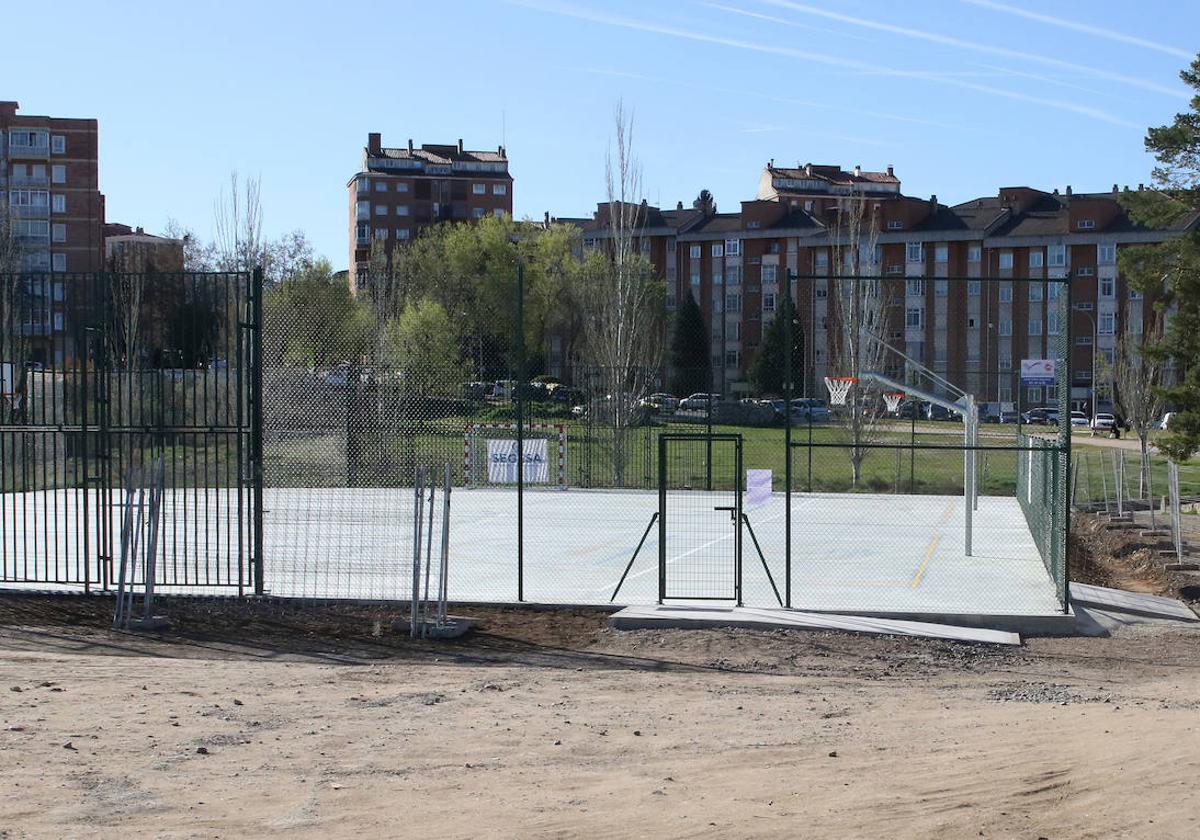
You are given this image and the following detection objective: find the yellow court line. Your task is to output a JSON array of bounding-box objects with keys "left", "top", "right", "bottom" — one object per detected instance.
[{"left": 911, "top": 501, "right": 956, "bottom": 588}]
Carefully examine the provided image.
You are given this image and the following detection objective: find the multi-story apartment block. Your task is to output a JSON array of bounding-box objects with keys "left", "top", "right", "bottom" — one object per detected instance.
[
  {"left": 104, "top": 223, "right": 185, "bottom": 272},
  {"left": 561, "top": 162, "right": 1197, "bottom": 416},
  {"left": 1, "top": 101, "right": 103, "bottom": 274},
  {"left": 347, "top": 134, "right": 511, "bottom": 293},
  {"left": 1, "top": 101, "right": 104, "bottom": 367}
]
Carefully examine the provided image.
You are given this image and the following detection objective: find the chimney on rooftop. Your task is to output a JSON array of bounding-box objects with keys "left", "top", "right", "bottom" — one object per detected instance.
[
  {"left": 458, "top": 138, "right": 464, "bottom": 154},
  {"left": 854, "top": 165, "right": 862, "bottom": 177},
  {"left": 1112, "top": 184, "right": 1118, "bottom": 194},
  {"left": 1053, "top": 188, "right": 1059, "bottom": 195},
  {"left": 769, "top": 158, "right": 774, "bottom": 168},
  {"left": 804, "top": 163, "right": 812, "bottom": 176},
  {"left": 677, "top": 200, "right": 684, "bottom": 210},
  {"left": 544, "top": 211, "right": 550, "bottom": 227},
  {"left": 368, "top": 132, "right": 381, "bottom": 154},
  {"left": 407, "top": 138, "right": 414, "bottom": 153},
  {"left": 1139, "top": 183, "right": 1145, "bottom": 191},
  {"left": 1065, "top": 185, "right": 1072, "bottom": 197},
  {"left": 930, "top": 194, "right": 937, "bottom": 207},
  {"left": 886, "top": 165, "right": 894, "bottom": 177},
  {"left": 0, "top": 101, "right": 18, "bottom": 119}
]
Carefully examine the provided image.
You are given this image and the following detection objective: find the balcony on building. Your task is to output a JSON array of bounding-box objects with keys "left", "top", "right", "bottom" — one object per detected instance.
[
  {"left": 10, "top": 173, "right": 50, "bottom": 187},
  {"left": 7, "top": 140, "right": 51, "bottom": 159}
]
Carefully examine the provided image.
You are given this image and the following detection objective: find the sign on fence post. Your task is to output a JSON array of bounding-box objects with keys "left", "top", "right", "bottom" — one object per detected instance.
[
  {"left": 1020, "top": 359, "right": 1056, "bottom": 386},
  {"left": 487, "top": 438, "right": 549, "bottom": 484}
]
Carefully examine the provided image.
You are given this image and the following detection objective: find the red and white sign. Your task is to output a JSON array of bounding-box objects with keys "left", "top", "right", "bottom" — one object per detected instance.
[{"left": 1020, "top": 359, "right": 1056, "bottom": 386}]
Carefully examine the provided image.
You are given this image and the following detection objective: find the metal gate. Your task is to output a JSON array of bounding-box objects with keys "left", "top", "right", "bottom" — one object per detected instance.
[
  {"left": 658, "top": 433, "right": 742, "bottom": 604},
  {"left": 0, "top": 271, "right": 261, "bottom": 593}
]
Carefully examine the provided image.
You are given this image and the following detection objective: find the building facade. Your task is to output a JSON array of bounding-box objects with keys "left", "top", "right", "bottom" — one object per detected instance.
[
  {"left": 1, "top": 101, "right": 103, "bottom": 274},
  {"left": 103, "top": 223, "right": 185, "bottom": 272},
  {"left": 347, "top": 134, "right": 512, "bottom": 293},
  {"left": 562, "top": 163, "right": 1196, "bottom": 416}
]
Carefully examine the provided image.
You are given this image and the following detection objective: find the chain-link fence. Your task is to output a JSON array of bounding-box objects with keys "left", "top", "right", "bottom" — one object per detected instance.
[{"left": 4, "top": 268, "right": 1075, "bottom": 617}]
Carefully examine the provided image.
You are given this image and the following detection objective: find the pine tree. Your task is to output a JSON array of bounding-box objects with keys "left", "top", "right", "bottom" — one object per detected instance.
[
  {"left": 1121, "top": 53, "right": 1200, "bottom": 460},
  {"left": 668, "top": 289, "right": 710, "bottom": 396},
  {"left": 750, "top": 292, "right": 803, "bottom": 396}
]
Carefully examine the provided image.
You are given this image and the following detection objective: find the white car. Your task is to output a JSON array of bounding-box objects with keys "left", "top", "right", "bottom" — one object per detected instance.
[
  {"left": 1090, "top": 413, "right": 1117, "bottom": 433},
  {"left": 1069, "top": 411, "right": 1089, "bottom": 427},
  {"left": 1160, "top": 412, "right": 1176, "bottom": 430}
]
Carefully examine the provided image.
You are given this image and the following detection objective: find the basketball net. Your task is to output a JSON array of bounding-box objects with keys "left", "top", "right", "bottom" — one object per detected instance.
[
  {"left": 883, "top": 392, "right": 905, "bottom": 413},
  {"left": 824, "top": 376, "right": 856, "bottom": 406}
]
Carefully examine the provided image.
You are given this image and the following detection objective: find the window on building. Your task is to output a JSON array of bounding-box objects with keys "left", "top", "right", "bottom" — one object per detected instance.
[
  {"left": 395, "top": 182, "right": 409, "bottom": 193},
  {"left": 967, "top": 317, "right": 978, "bottom": 328},
  {"left": 726, "top": 292, "right": 741, "bottom": 313},
  {"left": 725, "top": 239, "right": 741, "bottom": 257},
  {"left": 494, "top": 184, "right": 507, "bottom": 195},
  {"left": 374, "top": 228, "right": 388, "bottom": 240},
  {"left": 815, "top": 279, "right": 828, "bottom": 299},
  {"left": 472, "top": 207, "right": 485, "bottom": 219},
  {"left": 712, "top": 243, "right": 724, "bottom": 258},
  {"left": 803, "top": 200, "right": 814, "bottom": 212},
  {"left": 999, "top": 285, "right": 1013, "bottom": 302},
  {"left": 935, "top": 279, "right": 948, "bottom": 297},
  {"left": 730, "top": 322, "right": 741, "bottom": 340},
  {"left": 1129, "top": 288, "right": 1143, "bottom": 300},
  {"left": 356, "top": 200, "right": 370, "bottom": 220},
  {"left": 1027, "top": 386, "right": 1043, "bottom": 404},
  {"left": 493, "top": 208, "right": 504, "bottom": 217},
  {"left": 356, "top": 223, "right": 370, "bottom": 243},
  {"left": 726, "top": 265, "right": 741, "bottom": 285},
  {"left": 1029, "top": 251, "right": 1044, "bottom": 269},
  {"left": 1076, "top": 334, "right": 1093, "bottom": 346},
  {"left": 763, "top": 292, "right": 776, "bottom": 312},
  {"left": 1048, "top": 244, "right": 1066, "bottom": 266},
  {"left": 934, "top": 244, "right": 948, "bottom": 263},
  {"left": 906, "top": 278, "right": 925, "bottom": 296},
  {"left": 689, "top": 244, "right": 701, "bottom": 259},
  {"left": 374, "top": 181, "right": 387, "bottom": 192},
  {"left": 1028, "top": 319, "right": 1042, "bottom": 336},
  {"left": 905, "top": 307, "right": 923, "bottom": 328},
  {"left": 1099, "top": 313, "right": 1116, "bottom": 334},
  {"left": 1048, "top": 312, "right": 1060, "bottom": 335},
  {"left": 713, "top": 271, "right": 723, "bottom": 287},
  {"left": 1100, "top": 277, "right": 1115, "bottom": 297},
  {"left": 1098, "top": 243, "right": 1116, "bottom": 264},
  {"left": 725, "top": 350, "right": 739, "bottom": 368},
  {"left": 1077, "top": 219, "right": 1095, "bottom": 230},
  {"left": 396, "top": 229, "right": 410, "bottom": 241},
  {"left": 1048, "top": 283, "right": 1062, "bottom": 300},
  {"left": 968, "top": 244, "right": 982, "bottom": 262},
  {"left": 968, "top": 280, "right": 981, "bottom": 296},
  {"left": 51, "top": 194, "right": 65, "bottom": 213},
  {"left": 395, "top": 205, "right": 409, "bottom": 217},
  {"left": 999, "top": 319, "right": 1013, "bottom": 336},
  {"left": 1077, "top": 266, "right": 1095, "bottom": 277},
  {"left": 1029, "top": 283, "right": 1044, "bottom": 302},
  {"left": 814, "top": 251, "right": 829, "bottom": 270},
  {"left": 51, "top": 223, "right": 66, "bottom": 243},
  {"left": 887, "top": 220, "right": 903, "bottom": 230},
  {"left": 51, "top": 135, "right": 65, "bottom": 154},
  {"left": 473, "top": 183, "right": 486, "bottom": 195},
  {"left": 51, "top": 165, "right": 66, "bottom": 184},
  {"left": 761, "top": 265, "right": 777, "bottom": 283},
  {"left": 690, "top": 272, "right": 700, "bottom": 289},
  {"left": 358, "top": 176, "right": 370, "bottom": 192},
  {"left": 906, "top": 242, "right": 923, "bottom": 263},
  {"left": 1131, "top": 317, "right": 1144, "bottom": 335},
  {"left": 998, "top": 354, "right": 1012, "bottom": 371},
  {"left": 998, "top": 251, "right": 1013, "bottom": 269},
  {"left": 51, "top": 253, "right": 65, "bottom": 272},
  {"left": 375, "top": 205, "right": 387, "bottom": 215}
]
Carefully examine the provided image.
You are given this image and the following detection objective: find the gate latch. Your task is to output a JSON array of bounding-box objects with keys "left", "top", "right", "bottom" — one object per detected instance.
[{"left": 712, "top": 505, "right": 738, "bottom": 522}]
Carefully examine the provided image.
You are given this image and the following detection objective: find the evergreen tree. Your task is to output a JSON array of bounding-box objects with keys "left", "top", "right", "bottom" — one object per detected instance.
[
  {"left": 1121, "top": 53, "right": 1200, "bottom": 460},
  {"left": 668, "top": 289, "right": 711, "bottom": 396},
  {"left": 750, "top": 292, "right": 803, "bottom": 396}
]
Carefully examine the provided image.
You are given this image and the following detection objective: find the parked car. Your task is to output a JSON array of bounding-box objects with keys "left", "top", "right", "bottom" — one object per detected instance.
[
  {"left": 641, "top": 392, "right": 680, "bottom": 412},
  {"left": 1090, "top": 412, "right": 1118, "bottom": 436},
  {"left": 679, "top": 393, "right": 721, "bottom": 411},
  {"left": 549, "top": 385, "right": 583, "bottom": 405},
  {"left": 790, "top": 398, "right": 830, "bottom": 423},
  {"left": 1021, "top": 407, "right": 1057, "bottom": 425},
  {"left": 1160, "top": 411, "right": 1177, "bottom": 430},
  {"left": 1070, "top": 410, "right": 1090, "bottom": 428},
  {"left": 926, "top": 404, "right": 961, "bottom": 422},
  {"left": 462, "top": 381, "right": 494, "bottom": 400}
]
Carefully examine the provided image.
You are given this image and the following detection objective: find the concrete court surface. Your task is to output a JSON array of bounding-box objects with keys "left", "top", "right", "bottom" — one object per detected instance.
[{"left": 0, "top": 486, "right": 1063, "bottom": 618}]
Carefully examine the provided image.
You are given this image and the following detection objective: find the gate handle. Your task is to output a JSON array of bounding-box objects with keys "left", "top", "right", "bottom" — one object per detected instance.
[{"left": 713, "top": 505, "right": 738, "bottom": 522}]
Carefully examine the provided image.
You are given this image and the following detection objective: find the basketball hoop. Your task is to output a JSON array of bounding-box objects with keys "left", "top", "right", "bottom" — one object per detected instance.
[
  {"left": 824, "top": 376, "right": 857, "bottom": 406},
  {"left": 883, "top": 392, "right": 905, "bottom": 414}
]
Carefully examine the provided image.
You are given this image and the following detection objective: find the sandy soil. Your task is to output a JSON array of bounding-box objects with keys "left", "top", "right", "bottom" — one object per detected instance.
[{"left": 1, "top": 594, "right": 1199, "bottom": 840}]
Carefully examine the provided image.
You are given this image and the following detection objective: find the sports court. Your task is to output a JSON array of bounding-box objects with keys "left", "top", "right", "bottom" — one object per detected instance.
[{"left": 0, "top": 485, "right": 1063, "bottom": 619}]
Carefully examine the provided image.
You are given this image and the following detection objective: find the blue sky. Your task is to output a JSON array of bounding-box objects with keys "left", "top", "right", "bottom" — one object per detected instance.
[{"left": 7, "top": 0, "right": 1198, "bottom": 268}]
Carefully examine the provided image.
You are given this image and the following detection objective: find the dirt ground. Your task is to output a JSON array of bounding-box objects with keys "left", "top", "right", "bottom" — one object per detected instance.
[{"left": 0, "top": 586, "right": 1198, "bottom": 840}]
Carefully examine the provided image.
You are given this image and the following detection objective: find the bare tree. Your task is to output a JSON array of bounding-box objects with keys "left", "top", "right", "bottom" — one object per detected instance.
[
  {"left": 213, "top": 172, "right": 264, "bottom": 275},
  {"left": 826, "top": 196, "right": 890, "bottom": 486},
  {"left": 0, "top": 204, "right": 31, "bottom": 418},
  {"left": 1111, "top": 313, "right": 1168, "bottom": 499},
  {"left": 580, "top": 102, "right": 665, "bottom": 486}
]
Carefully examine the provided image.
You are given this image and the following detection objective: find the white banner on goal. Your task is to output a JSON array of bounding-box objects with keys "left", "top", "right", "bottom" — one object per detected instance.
[{"left": 486, "top": 438, "right": 550, "bottom": 484}]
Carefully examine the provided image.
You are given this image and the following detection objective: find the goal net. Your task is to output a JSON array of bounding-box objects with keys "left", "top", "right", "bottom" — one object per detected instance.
[{"left": 463, "top": 423, "right": 567, "bottom": 490}]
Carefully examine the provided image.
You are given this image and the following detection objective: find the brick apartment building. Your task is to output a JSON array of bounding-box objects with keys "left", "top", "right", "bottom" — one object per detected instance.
[
  {"left": 559, "top": 162, "right": 1198, "bottom": 417},
  {"left": 103, "top": 223, "right": 185, "bottom": 272},
  {"left": 347, "top": 133, "right": 512, "bottom": 293},
  {"left": 1, "top": 100, "right": 104, "bottom": 366}
]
